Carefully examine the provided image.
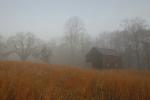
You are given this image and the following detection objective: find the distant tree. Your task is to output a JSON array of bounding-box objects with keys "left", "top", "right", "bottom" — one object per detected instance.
[
  {"left": 109, "top": 30, "right": 132, "bottom": 67},
  {"left": 40, "top": 44, "right": 52, "bottom": 63},
  {"left": 121, "top": 18, "right": 148, "bottom": 67},
  {"left": 0, "top": 35, "right": 5, "bottom": 52},
  {"left": 95, "top": 32, "right": 112, "bottom": 48},
  {"left": 33, "top": 41, "right": 52, "bottom": 63},
  {"left": 0, "top": 35, "right": 9, "bottom": 59},
  {"left": 79, "top": 33, "right": 92, "bottom": 55},
  {"left": 7, "top": 32, "right": 39, "bottom": 61},
  {"left": 64, "top": 16, "right": 86, "bottom": 64},
  {"left": 108, "top": 18, "right": 150, "bottom": 68}
]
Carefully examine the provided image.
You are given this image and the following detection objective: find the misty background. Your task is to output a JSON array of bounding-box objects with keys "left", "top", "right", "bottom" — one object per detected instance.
[
  {"left": 1, "top": 0, "right": 150, "bottom": 38},
  {"left": 0, "top": 0, "right": 150, "bottom": 69}
]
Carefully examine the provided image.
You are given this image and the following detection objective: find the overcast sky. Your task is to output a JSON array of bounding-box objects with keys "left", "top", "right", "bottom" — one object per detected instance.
[{"left": 0, "top": 0, "right": 150, "bottom": 39}]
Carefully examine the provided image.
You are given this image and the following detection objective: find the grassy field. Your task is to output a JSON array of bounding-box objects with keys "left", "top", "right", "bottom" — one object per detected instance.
[{"left": 0, "top": 61, "right": 149, "bottom": 100}]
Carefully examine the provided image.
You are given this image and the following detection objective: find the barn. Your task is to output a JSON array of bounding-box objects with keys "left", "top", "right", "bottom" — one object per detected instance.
[{"left": 86, "top": 47, "right": 121, "bottom": 69}]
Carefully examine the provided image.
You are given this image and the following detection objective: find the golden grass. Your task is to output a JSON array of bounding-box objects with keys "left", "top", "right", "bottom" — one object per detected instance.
[{"left": 0, "top": 61, "right": 149, "bottom": 100}]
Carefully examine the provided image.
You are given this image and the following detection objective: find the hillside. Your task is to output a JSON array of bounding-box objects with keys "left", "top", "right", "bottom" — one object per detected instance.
[{"left": 0, "top": 61, "right": 149, "bottom": 100}]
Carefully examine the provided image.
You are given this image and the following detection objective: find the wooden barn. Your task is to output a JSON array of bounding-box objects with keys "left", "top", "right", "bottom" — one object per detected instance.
[{"left": 86, "top": 47, "right": 121, "bottom": 69}]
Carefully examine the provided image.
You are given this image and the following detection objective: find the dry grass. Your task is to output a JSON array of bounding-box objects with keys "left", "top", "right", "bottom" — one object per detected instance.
[{"left": 0, "top": 61, "right": 149, "bottom": 100}]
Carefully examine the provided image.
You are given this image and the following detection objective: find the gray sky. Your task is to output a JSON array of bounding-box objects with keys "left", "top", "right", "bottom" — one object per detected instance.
[{"left": 0, "top": 0, "right": 150, "bottom": 39}]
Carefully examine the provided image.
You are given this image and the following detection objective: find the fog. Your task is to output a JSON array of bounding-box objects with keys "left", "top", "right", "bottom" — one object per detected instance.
[
  {"left": 1, "top": 0, "right": 150, "bottom": 38},
  {"left": 0, "top": 0, "right": 150, "bottom": 69}
]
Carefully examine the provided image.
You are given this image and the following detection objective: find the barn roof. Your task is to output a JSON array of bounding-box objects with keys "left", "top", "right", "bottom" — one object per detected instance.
[{"left": 92, "top": 47, "right": 119, "bottom": 56}]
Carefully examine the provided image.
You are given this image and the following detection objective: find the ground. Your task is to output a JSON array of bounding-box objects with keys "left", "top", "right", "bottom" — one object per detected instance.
[{"left": 0, "top": 61, "right": 149, "bottom": 100}]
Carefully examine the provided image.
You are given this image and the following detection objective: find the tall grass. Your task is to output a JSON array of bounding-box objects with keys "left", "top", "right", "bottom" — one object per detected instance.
[{"left": 0, "top": 61, "right": 149, "bottom": 100}]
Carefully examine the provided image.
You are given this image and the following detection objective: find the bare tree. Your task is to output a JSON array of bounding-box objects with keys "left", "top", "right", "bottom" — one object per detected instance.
[
  {"left": 64, "top": 16, "right": 86, "bottom": 64},
  {"left": 0, "top": 35, "right": 10, "bottom": 59},
  {"left": 38, "top": 43, "right": 52, "bottom": 63},
  {"left": 0, "top": 35, "right": 5, "bottom": 54},
  {"left": 95, "top": 32, "right": 112, "bottom": 48},
  {"left": 7, "top": 32, "right": 39, "bottom": 61},
  {"left": 121, "top": 18, "right": 148, "bottom": 67},
  {"left": 109, "top": 30, "right": 132, "bottom": 67},
  {"left": 79, "top": 33, "right": 92, "bottom": 54},
  {"left": 108, "top": 18, "right": 150, "bottom": 68}
]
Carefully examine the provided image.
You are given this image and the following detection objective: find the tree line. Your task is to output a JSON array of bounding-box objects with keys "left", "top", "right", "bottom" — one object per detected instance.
[{"left": 0, "top": 17, "right": 150, "bottom": 69}]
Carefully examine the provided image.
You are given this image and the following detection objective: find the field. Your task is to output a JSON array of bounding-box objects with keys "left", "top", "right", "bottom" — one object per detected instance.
[{"left": 0, "top": 61, "right": 149, "bottom": 100}]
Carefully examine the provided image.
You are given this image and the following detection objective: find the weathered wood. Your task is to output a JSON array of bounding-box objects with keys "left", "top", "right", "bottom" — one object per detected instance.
[{"left": 86, "top": 47, "right": 122, "bottom": 69}]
